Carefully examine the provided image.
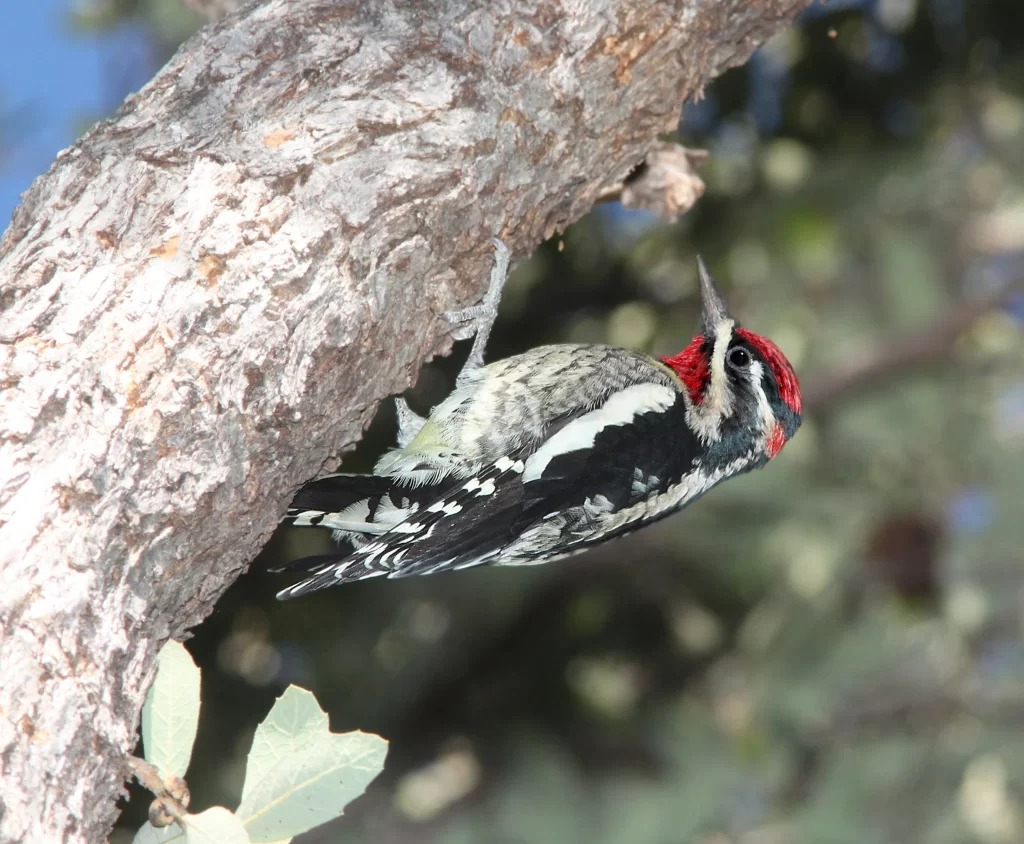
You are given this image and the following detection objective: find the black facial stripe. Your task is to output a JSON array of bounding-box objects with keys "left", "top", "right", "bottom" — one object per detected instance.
[
  {"left": 722, "top": 337, "right": 783, "bottom": 406},
  {"left": 722, "top": 337, "right": 801, "bottom": 443}
]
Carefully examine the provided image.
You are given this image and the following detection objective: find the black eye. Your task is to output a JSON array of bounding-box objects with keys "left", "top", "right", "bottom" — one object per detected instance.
[{"left": 728, "top": 347, "right": 751, "bottom": 369}]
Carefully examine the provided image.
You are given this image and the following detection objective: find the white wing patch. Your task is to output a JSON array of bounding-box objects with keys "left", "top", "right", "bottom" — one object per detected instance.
[
  {"left": 494, "top": 456, "right": 525, "bottom": 473},
  {"left": 524, "top": 383, "right": 677, "bottom": 482},
  {"left": 427, "top": 499, "right": 464, "bottom": 515}
]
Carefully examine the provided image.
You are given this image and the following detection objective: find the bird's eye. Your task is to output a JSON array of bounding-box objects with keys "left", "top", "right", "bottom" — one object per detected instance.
[{"left": 728, "top": 347, "right": 751, "bottom": 369}]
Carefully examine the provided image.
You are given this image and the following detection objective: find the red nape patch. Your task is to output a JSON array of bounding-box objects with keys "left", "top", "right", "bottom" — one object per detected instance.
[
  {"left": 660, "top": 335, "right": 709, "bottom": 406},
  {"left": 736, "top": 328, "right": 802, "bottom": 415},
  {"left": 766, "top": 423, "right": 787, "bottom": 459}
]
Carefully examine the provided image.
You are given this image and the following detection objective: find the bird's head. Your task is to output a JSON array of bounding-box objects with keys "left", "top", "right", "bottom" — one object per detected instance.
[{"left": 660, "top": 258, "right": 802, "bottom": 463}]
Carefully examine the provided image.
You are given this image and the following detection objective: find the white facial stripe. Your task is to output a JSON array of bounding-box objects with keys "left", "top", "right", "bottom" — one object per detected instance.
[
  {"left": 524, "top": 383, "right": 676, "bottom": 482},
  {"left": 748, "top": 360, "right": 775, "bottom": 427},
  {"left": 704, "top": 318, "right": 735, "bottom": 418},
  {"left": 746, "top": 359, "right": 779, "bottom": 451}
]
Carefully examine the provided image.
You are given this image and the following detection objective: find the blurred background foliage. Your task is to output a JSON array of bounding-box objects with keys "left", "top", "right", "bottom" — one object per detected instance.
[{"left": 4, "top": 0, "right": 1024, "bottom": 842}]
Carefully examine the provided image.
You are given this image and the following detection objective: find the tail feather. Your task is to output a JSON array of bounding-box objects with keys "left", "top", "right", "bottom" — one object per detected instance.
[
  {"left": 276, "top": 459, "right": 527, "bottom": 598},
  {"left": 286, "top": 473, "right": 396, "bottom": 523},
  {"left": 275, "top": 554, "right": 389, "bottom": 599},
  {"left": 284, "top": 472, "right": 454, "bottom": 534},
  {"left": 268, "top": 554, "right": 343, "bottom": 574},
  {"left": 276, "top": 471, "right": 465, "bottom": 598}
]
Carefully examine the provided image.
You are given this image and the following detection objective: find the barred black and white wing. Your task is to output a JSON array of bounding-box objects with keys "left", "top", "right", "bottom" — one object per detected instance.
[{"left": 275, "top": 380, "right": 742, "bottom": 599}]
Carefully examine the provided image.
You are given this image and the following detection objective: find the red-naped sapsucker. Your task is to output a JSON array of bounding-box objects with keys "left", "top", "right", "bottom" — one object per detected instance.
[{"left": 275, "top": 240, "right": 801, "bottom": 599}]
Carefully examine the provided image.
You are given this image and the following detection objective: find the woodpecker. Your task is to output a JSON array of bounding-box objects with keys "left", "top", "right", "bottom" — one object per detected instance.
[{"left": 275, "top": 240, "right": 801, "bottom": 599}]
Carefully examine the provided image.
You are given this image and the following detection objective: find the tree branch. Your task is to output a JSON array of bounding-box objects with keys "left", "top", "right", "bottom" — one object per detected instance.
[
  {"left": 803, "top": 279, "right": 1024, "bottom": 413},
  {"left": 0, "top": 1, "right": 810, "bottom": 841}
]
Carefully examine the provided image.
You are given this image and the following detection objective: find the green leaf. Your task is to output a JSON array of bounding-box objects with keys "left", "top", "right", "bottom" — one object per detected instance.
[
  {"left": 132, "top": 807, "right": 250, "bottom": 844},
  {"left": 141, "top": 640, "right": 201, "bottom": 780},
  {"left": 236, "top": 685, "right": 388, "bottom": 843}
]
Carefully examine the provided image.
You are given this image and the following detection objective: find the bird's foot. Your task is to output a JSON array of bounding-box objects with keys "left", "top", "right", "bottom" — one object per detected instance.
[{"left": 443, "top": 237, "right": 510, "bottom": 386}]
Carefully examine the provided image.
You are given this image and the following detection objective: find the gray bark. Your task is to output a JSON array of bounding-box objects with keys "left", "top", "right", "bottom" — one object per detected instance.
[{"left": 0, "top": 0, "right": 810, "bottom": 841}]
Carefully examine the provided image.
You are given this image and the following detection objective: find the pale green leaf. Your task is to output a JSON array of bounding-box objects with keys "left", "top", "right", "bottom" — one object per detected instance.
[
  {"left": 131, "top": 819, "right": 181, "bottom": 844},
  {"left": 141, "top": 640, "right": 201, "bottom": 779},
  {"left": 182, "top": 808, "right": 251, "bottom": 844},
  {"left": 132, "top": 808, "right": 249, "bottom": 844},
  {"left": 237, "top": 685, "right": 387, "bottom": 843}
]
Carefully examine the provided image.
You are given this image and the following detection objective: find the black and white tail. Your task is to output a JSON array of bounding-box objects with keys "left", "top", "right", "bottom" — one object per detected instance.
[
  {"left": 275, "top": 456, "right": 531, "bottom": 599},
  {"left": 275, "top": 472, "right": 461, "bottom": 595}
]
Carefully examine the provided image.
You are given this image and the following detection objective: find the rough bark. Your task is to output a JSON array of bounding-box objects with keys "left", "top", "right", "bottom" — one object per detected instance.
[{"left": 0, "top": 1, "right": 810, "bottom": 841}]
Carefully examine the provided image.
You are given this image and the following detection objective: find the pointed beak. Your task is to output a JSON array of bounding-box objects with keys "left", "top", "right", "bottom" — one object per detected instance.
[{"left": 696, "top": 256, "right": 733, "bottom": 336}]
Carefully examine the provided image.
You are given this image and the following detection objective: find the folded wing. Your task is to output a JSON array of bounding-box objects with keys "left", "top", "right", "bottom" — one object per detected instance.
[{"left": 276, "top": 381, "right": 707, "bottom": 598}]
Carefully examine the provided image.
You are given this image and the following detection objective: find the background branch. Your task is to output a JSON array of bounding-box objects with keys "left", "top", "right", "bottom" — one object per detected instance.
[{"left": 803, "top": 279, "right": 1024, "bottom": 412}]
